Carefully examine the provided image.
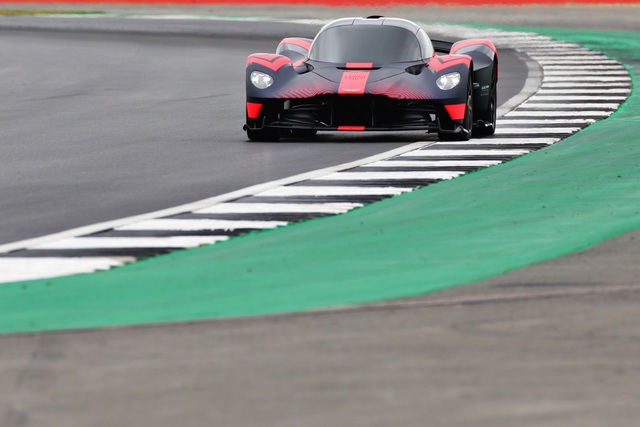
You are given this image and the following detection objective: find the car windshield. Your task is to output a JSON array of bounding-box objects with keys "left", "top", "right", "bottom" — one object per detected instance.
[{"left": 309, "top": 26, "right": 422, "bottom": 63}]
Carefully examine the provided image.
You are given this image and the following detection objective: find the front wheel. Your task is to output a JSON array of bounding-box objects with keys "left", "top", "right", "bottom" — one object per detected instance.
[
  {"left": 438, "top": 76, "right": 473, "bottom": 142},
  {"left": 474, "top": 67, "right": 497, "bottom": 137}
]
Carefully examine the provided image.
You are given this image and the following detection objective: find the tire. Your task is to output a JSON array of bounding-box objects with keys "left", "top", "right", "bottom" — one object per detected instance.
[
  {"left": 474, "top": 64, "right": 497, "bottom": 137},
  {"left": 438, "top": 75, "right": 473, "bottom": 142},
  {"left": 246, "top": 128, "right": 280, "bottom": 142}
]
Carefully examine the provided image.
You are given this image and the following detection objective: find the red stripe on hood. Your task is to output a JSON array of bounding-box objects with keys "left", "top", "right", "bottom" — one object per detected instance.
[
  {"left": 345, "top": 62, "right": 373, "bottom": 69},
  {"left": 338, "top": 71, "right": 370, "bottom": 95}
]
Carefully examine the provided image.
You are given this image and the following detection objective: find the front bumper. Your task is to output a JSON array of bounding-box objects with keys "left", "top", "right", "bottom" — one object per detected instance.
[{"left": 245, "top": 95, "right": 462, "bottom": 133}]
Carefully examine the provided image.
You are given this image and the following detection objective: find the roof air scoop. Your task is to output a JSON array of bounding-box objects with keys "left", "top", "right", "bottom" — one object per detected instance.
[{"left": 366, "top": 15, "right": 384, "bottom": 19}]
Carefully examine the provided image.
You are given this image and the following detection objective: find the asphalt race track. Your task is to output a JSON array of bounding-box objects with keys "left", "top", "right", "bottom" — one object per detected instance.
[
  {"left": 1, "top": 6, "right": 640, "bottom": 427},
  {"left": 0, "top": 18, "right": 529, "bottom": 245}
]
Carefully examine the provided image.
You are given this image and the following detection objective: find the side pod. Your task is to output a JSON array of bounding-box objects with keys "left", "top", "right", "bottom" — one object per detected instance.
[{"left": 450, "top": 39, "right": 499, "bottom": 119}]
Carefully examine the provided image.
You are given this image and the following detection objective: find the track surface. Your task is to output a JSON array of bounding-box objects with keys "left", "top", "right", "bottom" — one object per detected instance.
[
  {"left": 2, "top": 259, "right": 639, "bottom": 427},
  {"left": 1, "top": 7, "right": 640, "bottom": 427},
  {"left": 0, "top": 19, "right": 527, "bottom": 245}
]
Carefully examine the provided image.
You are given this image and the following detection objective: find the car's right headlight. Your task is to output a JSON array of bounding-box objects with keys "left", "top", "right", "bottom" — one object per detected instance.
[
  {"left": 436, "top": 72, "right": 461, "bottom": 90},
  {"left": 251, "top": 71, "right": 274, "bottom": 89}
]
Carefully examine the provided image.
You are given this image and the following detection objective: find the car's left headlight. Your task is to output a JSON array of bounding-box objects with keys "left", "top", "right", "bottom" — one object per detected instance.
[
  {"left": 251, "top": 71, "right": 274, "bottom": 89},
  {"left": 436, "top": 72, "right": 461, "bottom": 90}
]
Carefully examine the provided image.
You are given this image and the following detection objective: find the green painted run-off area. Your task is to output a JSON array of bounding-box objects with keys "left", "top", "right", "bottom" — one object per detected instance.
[{"left": 0, "top": 26, "right": 639, "bottom": 334}]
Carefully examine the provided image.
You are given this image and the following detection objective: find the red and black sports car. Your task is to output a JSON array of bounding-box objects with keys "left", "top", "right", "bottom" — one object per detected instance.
[{"left": 244, "top": 16, "right": 498, "bottom": 141}]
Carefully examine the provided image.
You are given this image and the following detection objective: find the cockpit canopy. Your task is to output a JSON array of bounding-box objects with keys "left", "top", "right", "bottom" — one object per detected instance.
[{"left": 308, "top": 17, "right": 434, "bottom": 64}]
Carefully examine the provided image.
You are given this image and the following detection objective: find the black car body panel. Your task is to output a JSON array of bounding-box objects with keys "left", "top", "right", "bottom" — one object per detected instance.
[{"left": 245, "top": 17, "right": 498, "bottom": 140}]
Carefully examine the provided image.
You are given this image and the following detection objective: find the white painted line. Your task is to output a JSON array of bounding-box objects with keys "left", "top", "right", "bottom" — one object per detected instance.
[
  {"left": 529, "top": 53, "right": 606, "bottom": 58},
  {"left": 118, "top": 219, "right": 287, "bottom": 231},
  {"left": 537, "top": 88, "right": 630, "bottom": 95},
  {"left": 517, "top": 47, "right": 584, "bottom": 53},
  {"left": 401, "top": 149, "right": 531, "bottom": 157},
  {"left": 0, "top": 258, "right": 134, "bottom": 284},
  {"left": 536, "top": 59, "right": 619, "bottom": 65},
  {"left": 488, "top": 38, "right": 555, "bottom": 44},
  {"left": 488, "top": 34, "right": 554, "bottom": 40},
  {"left": 472, "top": 30, "right": 543, "bottom": 37},
  {"left": 477, "top": 31, "right": 551, "bottom": 39},
  {"left": 544, "top": 76, "right": 630, "bottom": 82},
  {"left": 541, "top": 84, "right": 631, "bottom": 90},
  {"left": 528, "top": 95, "right": 628, "bottom": 101},
  {"left": 531, "top": 49, "right": 596, "bottom": 53},
  {"left": 506, "top": 44, "right": 563, "bottom": 50},
  {"left": 541, "top": 61, "right": 622, "bottom": 65},
  {"left": 539, "top": 62, "right": 620, "bottom": 68},
  {"left": 531, "top": 50, "right": 602, "bottom": 53},
  {"left": 32, "top": 236, "right": 228, "bottom": 250},
  {"left": 505, "top": 38, "right": 575, "bottom": 43},
  {"left": 0, "top": 140, "right": 435, "bottom": 254},
  {"left": 255, "top": 186, "right": 413, "bottom": 197},
  {"left": 526, "top": 42, "right": 583, "bottom": 47},
  {"left": 196, "top": 202, "right": 361, "bottom": 214},
  {"left": 504, "top": 110, "right": 612, "bottom": 117},
  {"left": 497, "top": 118, "right": 596, "bottom": 125},
  {"left": 435, "top": 138, "right": 559, "bottom": 145},
  {"left": 367, "top": 160, "right": 503, "bottom": 167},
  {"left": 314, "top": 171, "right": 465, "bottom": 181},
  {"left": 542, "top": 81, "right": 630, "bottom": 87},
  {"left": 518, "top": 103, "right": 621, "bottom": 110},
  {"left": 507, "top": 42, "right": 582, "bottom": 48},
  {"left": 543, "top": 65, "right": 625, "bottom": 71},
  {"left": 495, "top": 127, "right": 580, "bottom": 135},
  {"left": 544, "top": 70, "right": 628, "bottom": 76},
  {"left": 526, "top": 50, "right": 603, "bottom": 55}
]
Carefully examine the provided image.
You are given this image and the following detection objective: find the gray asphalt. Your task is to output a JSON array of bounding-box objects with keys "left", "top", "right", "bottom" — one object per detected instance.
[
  {"left": 0, "top": 19, "right": 526, "bottom": 245},
  {"left": 2, "top": 266, "right": 639, "bottom": 427},
  {"left": 1, "top": 8, "right": 640, "bottom": 427},
  {"left": 2, "top": 3, "right": 638, "bottom": 31}
]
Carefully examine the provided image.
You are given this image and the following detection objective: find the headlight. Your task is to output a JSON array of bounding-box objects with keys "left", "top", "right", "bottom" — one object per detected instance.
[
  {"left": 436, "top": 72, "right": 461, "bottom": 90},
  {"left": 251, "top": 71, "right": 273, "bottom": 89}
]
